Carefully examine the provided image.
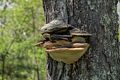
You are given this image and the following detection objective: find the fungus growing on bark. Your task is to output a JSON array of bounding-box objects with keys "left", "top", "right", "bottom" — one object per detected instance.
[{"left": 37, "top": 20, "right": 91, "bottom": 64}]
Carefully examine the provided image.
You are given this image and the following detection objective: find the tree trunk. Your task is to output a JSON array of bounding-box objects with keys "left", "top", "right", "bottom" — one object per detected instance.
[{"left": 43, "top": 0, "right": 120, "bottom": 80}]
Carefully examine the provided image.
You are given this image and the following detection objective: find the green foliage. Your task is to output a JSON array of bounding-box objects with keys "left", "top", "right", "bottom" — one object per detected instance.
[{"left": 0, "top": 0, "right": 46, "bottom": 80}]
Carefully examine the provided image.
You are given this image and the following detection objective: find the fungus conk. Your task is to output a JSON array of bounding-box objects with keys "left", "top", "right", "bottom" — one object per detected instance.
[{"left": 40, "top": 20, "right": 73, "bottom": 34}]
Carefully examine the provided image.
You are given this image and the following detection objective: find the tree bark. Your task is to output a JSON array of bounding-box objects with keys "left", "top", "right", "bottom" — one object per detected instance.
[{"left": 43, "top": 0, "right": 120, "bottom": 80}]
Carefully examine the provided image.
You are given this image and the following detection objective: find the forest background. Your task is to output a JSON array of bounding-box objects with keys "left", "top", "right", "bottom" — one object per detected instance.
[{"left": 0, "top": 0, "right": 46, "bottom": 80}]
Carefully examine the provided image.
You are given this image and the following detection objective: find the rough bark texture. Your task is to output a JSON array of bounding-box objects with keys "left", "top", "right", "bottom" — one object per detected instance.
[{"left": 43, "top": 0, "right": 120, "bottom": 80}]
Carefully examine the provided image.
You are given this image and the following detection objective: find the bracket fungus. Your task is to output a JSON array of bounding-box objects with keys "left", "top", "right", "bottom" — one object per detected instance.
[
  {"left": 37, "top": 20, "right": 91, "bottom": 64},
  {"left": 46, "top": 44, "right": 90, "bottom": 64}
]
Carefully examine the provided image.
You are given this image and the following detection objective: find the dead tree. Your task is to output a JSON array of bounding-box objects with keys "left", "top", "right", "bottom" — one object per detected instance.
[{"left": 42, "top": 0, "right": 120, "bottom": 80}]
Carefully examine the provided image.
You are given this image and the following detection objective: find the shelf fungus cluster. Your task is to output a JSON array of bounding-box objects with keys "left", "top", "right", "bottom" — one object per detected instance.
[{"left": 36, "top": 20, "right": 91, "bottom": 64}]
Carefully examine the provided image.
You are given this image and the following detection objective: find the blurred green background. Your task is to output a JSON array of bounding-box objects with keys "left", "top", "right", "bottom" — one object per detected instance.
[
  {"left": 0, "top": 0, "right": 120, "bottom": 80},
  {"left": 0, "top": 0, "right": 46, "bottom": 80}
]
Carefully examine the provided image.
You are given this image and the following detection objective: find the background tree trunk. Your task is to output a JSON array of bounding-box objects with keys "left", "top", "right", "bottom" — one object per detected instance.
[{"left": 43, "top": 0, "right": 120, "bottom": 80}]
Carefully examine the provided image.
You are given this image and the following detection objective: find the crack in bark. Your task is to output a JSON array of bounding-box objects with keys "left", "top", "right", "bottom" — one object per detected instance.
[{"left": 102, "top": 51, "right": 113, "bottom": 80}]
